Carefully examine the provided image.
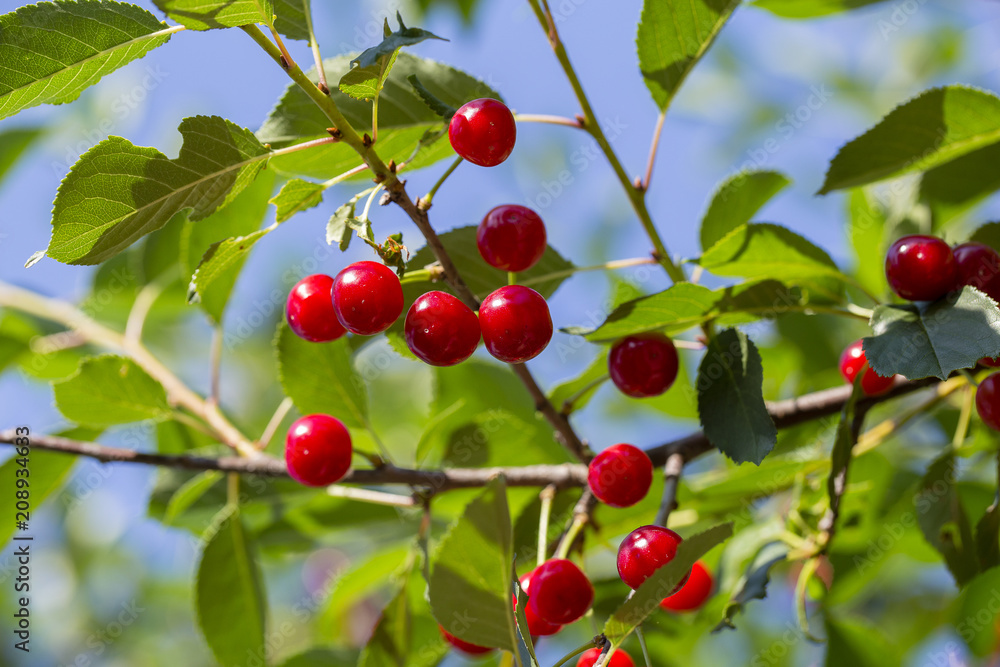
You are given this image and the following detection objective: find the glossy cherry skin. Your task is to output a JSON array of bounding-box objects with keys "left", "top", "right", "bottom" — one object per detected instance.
[
  {"left": 332, "top": 261, "right": 404, "bottom": 335},
  {"left": 527, "top": 559, "right": 594, "bottom": 626},
  {"left": 477, "top": 205, "right": 547, "bottom": 272},
  {"left": 516, "top": 569, "right": 562, "bottom": 637},
  {"left": 448, "top": 98, "right": 517, "bottom": 167},
  {"left": 286, "top": 274, "right": 346, "bottom": 343},
  {"left": 285, "top": 415, "right": 352, "bottom": 487},
  {"left": 839, "top": 340, "right": 895, "bottom": 397},
  {"left": 439, "top": 626, "right": 493, "bottom": 655},
  {"left": 982, "top": 357, "right": 1000, "bottom": 368},
  {"left": 660, "top": 560, "right": 713, "bottom": 612},
  {"left": 587, "top": 444, "right": 653, "bottom": 508},
  {"left": 617, "top": 525, "right": 688, "bottom": 591},
  {"left": 404, "top": 291, "right": 481, "bottom": 366},
  {"left": 608, "top": 333, "right": 679, "bottom": 398},
  {"left": 478, "top": 285, "right": 553, "bottom": 363},
  {"left": 953, "top": 242, "right": 1000, "bottom": 302},
  {"left": 577, "top": 648, "right": 635, "bottom": 667},
  {"left": 885, "top": 235, "right": 958, "bottom": 301},
  {"left": 977, "top": 374, "right": 1000, "bottom": 432}
]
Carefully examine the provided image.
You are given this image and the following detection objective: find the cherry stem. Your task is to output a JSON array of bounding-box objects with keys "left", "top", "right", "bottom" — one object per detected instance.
[
  {"left": 639, "top": 111, "right": 666, "bottom": 192},
  {"left": 654, "top": 452, "right": 684, "bottom": 527},
  {"left": 559, "top": 375, "right": 610, "bottom": 416},
  {"left": 419, "top": 156, "right": 463, "bottom": 211},
  {"left": 321, "top": 164, "right": 369, "bottom": 188},
  {"left": 301, "top": 0, "right": 329, "bottom": 93},
  {"left": 257, "top": 397, "right": 293, "bottom": 450},
  {"left": 508, "top": 271, "right": 517, "bottom": 286},
  {"left": 635, "top": 626, "right": 653, "bottom": 667},
  {"left": 959, "top": 368, "right": 981, "bottom": 388},
  {"left": 227, "top": 472, "right": 240, "bottom": 506},
  {"left": 550, "top": 640, "right": 600, "bottom": 667},
  {"left": 513, "top": 113, "right": 583, "bottom": 129},
  {"left": 208, "top": 325, "right": 223, "bottom": 405},
  {"left": 794, "top": 557, "right": 823, "bottom": 643},
  {"left": 325, "top": 484, "right": 417, "bottom": 508},
  {"left": 517, "top": 257, "right": 659, "bottom": 287},
  {"left": 268, "top": 24, "right": 295, "bottom": 69},
  {"left": 953, "top": 385, "right": 975, "bottom": 447},
  {"left": 537, "top": 484, "right": 556, "bottom": 567},
  {"left": 554, "top": 512, "right": 588, "bottom": 559},
  {"left": 360, "top": 182, "right": 384, "bottom": 224}
]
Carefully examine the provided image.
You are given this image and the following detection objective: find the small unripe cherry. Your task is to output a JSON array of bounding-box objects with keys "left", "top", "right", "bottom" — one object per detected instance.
[
  {"left": 404, "top": 291, "right": 481, "bottom": 366},
  {"left": 608, "top": 333, "right": 679, "bottom": 398},
  {"left": 885, "top": 235, "right": 958, "bottom": 301},
  {"left": 477, "top": 205, "right": 547, "bottom": 272},
  {"left": 577, "top": 648, "right": 635, "bottom": 667},
  {"left": 617, "top": 525, "right": 687, "bottom": 591},
  {"left": 587, "top": 444, "right": 653, "bottom": 508},
  {"left": 439, "top": 626, "right": 493, "bottom": 655},
  {"left": 286, "top": 274, "right": 346, "bottom": 342},
  {"left": 285, "top": 414, "right": 352, "bottom": 487},
  {"left": 976, "top": 374, "right": 1000, "bottom": 432},
  {"left": 516, "top": 569, "right": 562, "bottom": 637},
  {"left": 838, "top": 340, "right": 895, "bottom": 397},
  {"left": 448, "top": 98, "right": 517, "bottom": 167},
  {"left": 332, "top": 261, "right": 404, "bottom": 335},
  {"left": 660, "top": 560, "right": 713, "bottom": 612},
  {"left": 478, "top": 285, "right": 553, "bottom": 363},
  {"left": 527, "top": 559, "right": 594, "bottom": 625}
]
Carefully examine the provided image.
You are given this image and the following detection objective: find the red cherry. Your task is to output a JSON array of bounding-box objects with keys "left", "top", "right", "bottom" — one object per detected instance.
[
  {"left": 981, "top": 357, "right": 1000, "bottom": 368},
  {"left": 660, "top": 560, "right": 713, "bottom": 612},
  {"left": 439, "top": 626, "right": 493, "bottom": 655},
  {"left": 577, "top": 648, "right": 635, "bottom": 667},
  {"left": 448, "top": 98, "right": 516, "bottom": 167},
  {"left": 285, "top": 415, "right": 352, "bottom": 487},
  {"left": 885, "top": 235, "right": 958, "bottom": 301},
  {"left": 404, "top": 291, "right": 481, "bottom": 366},
  {"left": 838, "top": 340, "right": 895, "bottom": 397},
  {"left": 587, "top": 444, "right": 653, "bottom": 508},
  {"left": 617, "top": 525, "right": 688, "bottom": 591},
  {"left": 976, "top": 374, "right": 1000, "bottom": 432},
  {"left": 477, "top": 205, "right": 547, "bottom": 272},
  {"left": 332, "top": 261, "right": 404, "bottom": 335},
  {"left": 608, "top": 333, "right": 679, "bottom": 398},
  {"left": 478, "top": 285, "right": 553, "bottom": 363},
  {"left": 527, "top": 559, "right": 594, "bottom": 625},
  {"left": 953, "top": 242, "right": 1000, "bottom": 302},
  {"left": 515, "top": 569, "right": 562, "bottom": 637},
  {"left": 285, "top": 274, "right": 346, "bottom": 343}
]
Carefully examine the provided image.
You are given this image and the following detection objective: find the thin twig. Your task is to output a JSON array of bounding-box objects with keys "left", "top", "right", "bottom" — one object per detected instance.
[
  {"left": 654, "top": 452, "right": 684, "bottom": 526},
  {"left": 514, "top": 113, "right": 584, "bottom": 129},
  {"left": 639, "top": 111, "right": 666, "bottom": 192},
  {"left": 326, "top": 485, "right": 416, "bottom": 507},
  {"left": 538, "top": 484, "right": 557, "bottom": 567},
  {"left": 257, "top": 397, "right": 294, "bottom": 450},
  {"left": 301, "top": 0, "right": 329, "bottom": 93},
  {"left": 208, "top": 325, "right": 223, "bottom": 405}
]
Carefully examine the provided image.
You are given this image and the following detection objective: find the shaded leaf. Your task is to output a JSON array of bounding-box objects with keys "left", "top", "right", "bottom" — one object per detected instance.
[
  {"left": 700, "top": 170, "right": 791, "bottom": 251},
  {"left": 716, "top": 542, "right": 788, "bottom": 630},
  {"left": 824, "top": 616, "right": 902, "bottom": 667},
  {"left": 188, "top": 227, "right": 274, "bottom": 308},
  {"left": 921, "top": 143, "right": 1000, "bottom": 226},
  {"left": 916, "top": 453, "right": 979, "bottom": 587},
  {"left": 697, "top": 328, "right": 776, "bottom": 465},
  {"left": 0, "top": 126, "right": 43, "bottom": 185},
  {"left": 273, "top": 0, "right": 308, "bottom": 41},
  {"left": 848, "top": 189, "right": 889, "bottom": 298},
  {"left": 153, "top": 0, "right": 273, "bottom": 30},
  {"left": 271, "top": 178, "right": 326, "bottom": 223},
  {"left": 954, "top": 566, "right": 1000, "bottom": 657},
  {"left": 53, "top": 355, "right": 170, "bottom": 426},
  {"left": 352, "top": 13, "right": 446, "bottom": 69}
]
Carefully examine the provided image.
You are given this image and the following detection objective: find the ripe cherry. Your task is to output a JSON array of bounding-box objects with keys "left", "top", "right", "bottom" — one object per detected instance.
[
  {"left": 285, "top": 414, "right": 352, "bottom": 487},
  {"left": 587, "top": 444, "right": 653, "bottom": 508},
  {"left": 577, "top": 648, "right": 635, "bottom": 667},
  {"left": 527, "top": 559, "right": 594, "bottom": 625},
  {"left": 976, "top": 374, "right": 1000, "bottom": 432},
  {"left": 332, "top": 261, "right": 404, "bottom": 335},
  {"left": 982, "top": 357, "right": 1000, "bottom": 368},
  {"left": 885, "top": 235, "right": 958, "bottom": 301},
  {"left": 404, "top": 291, "right": 481, "bottom": 366},
  {"left": 286, "top": 274, "right": 346, "bottom": 343},
  {"left": 478, "top": 285, "right": 553, "bottom": 363},
  {"left": 448, "top": 98, "right": 516, "bottom": 167},
  {"left": 608, "top": 333, "right": 679, "bottom": 398},
  {"left": 839, "top": 340, "right": 894, "bottom": 397},
  {"left": 439, "top": 626, "right": 493, "bottom": 655},
  {"left": 477, "top": 205, "right": 547, "bottom": 272},
  {"left": 617, "top": 525, "right": 687, "bottom": 591},
  {"left": 516, "top": 569, "right": 562, "bottom": 637},
  {"left": 953, "top": 242, "right": 1000, "bottom": 301},
  {"left": 660, "top": 560, "right": 713, "bottom": 612}
]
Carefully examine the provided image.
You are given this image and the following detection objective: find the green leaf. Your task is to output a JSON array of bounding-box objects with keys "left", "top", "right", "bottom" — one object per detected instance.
[
  {"left": 326, "top": 198, "right": 361, "bottom": 251},
  {"left": 408, "top": 74, "right": 457, "bottom": 118},
  {"left": 429, "top": 477, "right": 517, "bottom": 653},
  {"left": 819, "top": 86, "right": 1000, "bottom": 194},
  {"left": 848, "top": 189, "right": 889, "bottom": 298},
  {"left": 164, "top": 471, "right": 223, "bottom": 525},
  {"left": 53, "top": 355, "right": 171, "bottom": 426},
  {"left": 258, "top": 53, "right": 499, "bottom": 179},
  {"left": 954, "top": 566, "right": 1000, "bottom": 656},
  {"left": 271, "top": 178, "right": 326, "bottom": 223},
  {"left": 920, "top": 143, "right": 1000, "bottom": 226},
  {"left": 275, "top": 324, "right": 368, "bottom": 429},
  {"left": 0, "top": 126, "right": 43, "bottom": 185},
  {"left": 277, "top": 650, "right": 359, "bottom": 667},
  {"left": 548, "top": 352, "right": 609, "bottom": 415},
  {"left": 153, "top": 0, "right": 273, "bottom": 30},
  {"left": 916, "top": 453, "right": 979, "bottom": 587},
  {"left": 636, "top": 0, "right": 738, "bottom": 111},
  {"left": 195, "top": 505, "right": 268, "bottom": 667},
  {"left": 824, "top": 616, "right": 901, "bottom": 667},
  {"left": 406, "top": 226, "right": 573, "bottom": 301},
  {"left": 976, "top": 504, "right": 1000, "bottom": 574},
  {"left": 575, "top": 280, "right": 803, "bottom": 342},
  {"left": 971, "top": 222, "right": 1000, "bottom": 252},
  {"left": 603, "top": 523, "right": 733, "bottom": 647},
  {"left": 0, "top": 1, "right": 174, "bottom": 120},
  {"left": 699, "top": 223, "right": 848, "bottom": 302},
  {"left": 700, "top": 170, "right": 791, "bottom": 251},
  {"left": 697, "top": 329, "right": 776, "bottom": 465},
  {"left": 751, "top": 0, "right": 888, "bottom": 18},
  {"left": 352, "top": 13, "right": 447, "bottom": 69},
  {"left": 181, "top": 171, "right": 275, "bottom": 323},
  {"left": 188, "top": 228, "right": 273, "bottom": 310},
  {"left": 0, "top": 428, "right": 86, "bottom": 548},
  {"left": 716, "top": 542, "right": 787, "bottom": 630},
  {"left": 272, "top": 0, "right": 308, "bottom": 41},
  {"left": 862, "top": 286, "right": 1000, "bottom": 381},
  {"left": 48, "top": 116, "right": 270, "bottom": 265}
]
